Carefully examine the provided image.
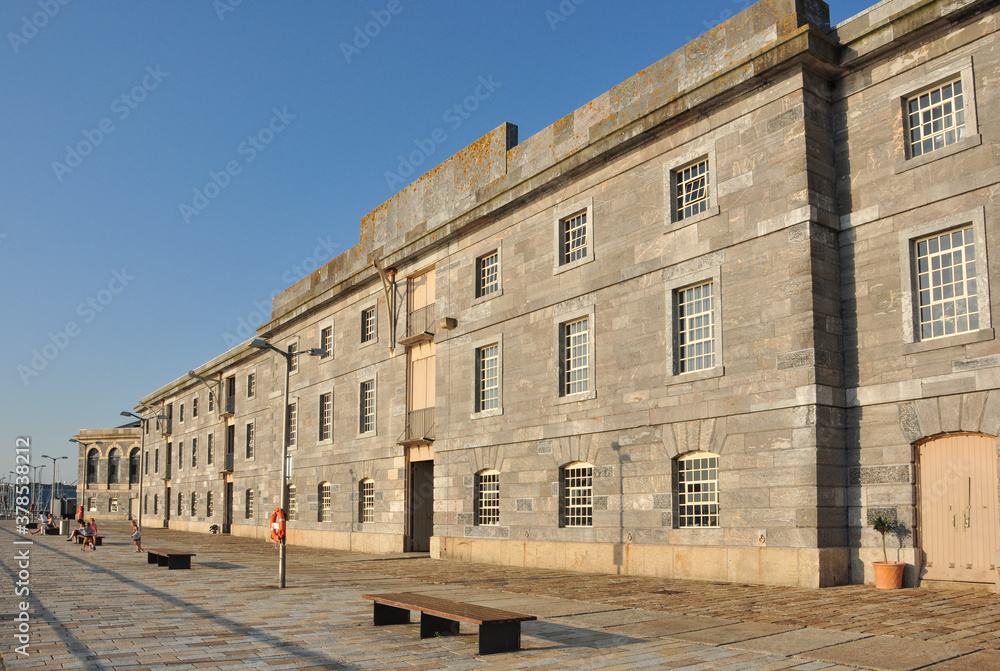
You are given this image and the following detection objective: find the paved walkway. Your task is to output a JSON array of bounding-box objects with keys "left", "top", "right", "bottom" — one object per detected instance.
[{"left": 2, "top": 521, "right": 999, "bottom": 670}]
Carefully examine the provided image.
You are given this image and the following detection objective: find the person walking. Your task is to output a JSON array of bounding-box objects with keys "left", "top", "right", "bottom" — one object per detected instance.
[{"left": 130, "top": 520, "right": 144, "bottom": 553}]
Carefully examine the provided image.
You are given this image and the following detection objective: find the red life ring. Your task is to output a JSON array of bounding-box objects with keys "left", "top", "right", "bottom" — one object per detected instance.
[
  {"left": 269, "top": 508, "right": 286, "bottom": 543},
  {"left": 77, "top": 505, "right": 84, "bottom": 521}
]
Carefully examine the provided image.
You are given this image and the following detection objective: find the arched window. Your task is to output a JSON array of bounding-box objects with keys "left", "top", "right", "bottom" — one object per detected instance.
[
  {"left": 86, "top": 449, "right": 99, "bottom": 485},
  {"left": 318, "top": 482, "right": 331, "bottom": 522},
  {"left": 107, "top": 448, "right": 121, "bottom": 485},
  {"left": 560, "top": 462, "right": 593, "bottom": 527},
  {"left": 190, "top": 492, "right": 197, "bottom": 516},
  {"left": 245, "top": 489, "right": 254, "bottom": 519},
  {"left": 287, "top": 484, "right": 298, "bottom": 520},
  {"left": 475, "top": 469, "right": 500, "bottom": 526},
  {"left": 177, "top": 492, "right": 184, "bottom": 516},
  {"left": 674, "top": 452, "right": 719, "bottom": 528},
  {"left": 153, "top": 494, "right": 159, "bottom": 515},
  {"left": 143, "top": 494, "right": 149, "bottom": 515},
  {"left": 359, "top": 479, "right": 374, "bottom": 523},
  {"left": 128, "top": 447, "right": 141, "bottom": 485}
]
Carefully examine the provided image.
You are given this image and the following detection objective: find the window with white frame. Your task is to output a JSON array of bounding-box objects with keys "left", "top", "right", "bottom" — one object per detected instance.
[
  {"left": 144, "top": 495, "right": 148, "bottom": 515},
  {"left": 476, "top": 251, "right": 500, "bottom": 298},
  {"left": 561, "top": 462, "right": 593, "bottom": 527},
  {"left": 152, "top": 495, "right": 158, "bottom": 515},
  {"left": 560, "top": 317, "right": 590, "bottom": 396},
  {"left": 110, "top": 497, "right": 119, "bottom": 513},
  {"left": 177, "top": 442, "right": 183, "bottom": 471},
  {"left": 907, "top": 79, "right": 965, "bottom": 158},
  {"left": 245, "top": 489, "right": 254, "bottom": 519},
  {"left": 190, "top": 492, "right": 197, "bottom": 516},
  {"left": 359, "top": 380, "right": 375, "bottom": 434},
  {"left": 208, "top": 392, "right": 214, "bottom": 412},
  {"left": 191, "top": 437, "right": 198, "bottom": 468},
  {"left": 247, "top": 372, "right": 256, "bottom": 398},
  {"left": 560, "top": 211, "right": 588, "bottom": 265},
  {"left": 88, "top": 496, "right": 96, "bottom": 512},
  {"left": 177, "top": 492, "right": 184, "bottom": 516},
  {"left": 286, "top": 402, "right": 297, "bottom": 447},
  {"left": 319, "top": 482, "right": 331, "bottom": 522},
  {"left": 287, "top": 484, "right": 297, "bottom": 520},
  {"left": 320, "top": 326, "right": 332, "bottom": 358},
  {"left": 288, "top": 343, "right": 299, "bottom": 373},
  {"left": 476, "top": 470, "right": 500, "bottom": 526},
  {"left": 674, "top": 158, "right": 710, "bottom": 221},
  {"left": 475, "top": 344, "right": 500, "bottom": 412},
  {"left": 319, "top": 392, "right": 332, "bottom": 441},
  {"left": 179, "top": 403, "right": 185, "bottom": 423},
  {"left": 245, "top": 422, "right": 255, "bottom": 459},
  {"left": 206, "top": 491, "right": 214, "bottom": 517},
  {"left": 677, "top": 281, "right": 715, "bottom": 373},
  {"left": 192, "top": 397, "right": 198, "bottom": 418},
  {"left": 915, "top": 226, "right": 979, "bottom": 340},
  {"left": 361, "top": 307, "right": 376, "bottom": 343},
  {"left": 675, "top": 453, "right": 719, "bottom": 528},
  {"left": 206, "top": 433, "right": 214, "bottom": 465},
  {"left": 360, "top": 479, "right": 374, "bottom": 523}
]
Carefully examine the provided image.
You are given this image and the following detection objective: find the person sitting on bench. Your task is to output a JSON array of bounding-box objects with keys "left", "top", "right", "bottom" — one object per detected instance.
[
  {"left": 67, "top": 520, "right": 88, "bottom": 542},
  {"left": 29, "top": 513, "right": 55, "bottom": 535},
  {"left": 80, "top": 523, "right": 96, "bottom": 551}
]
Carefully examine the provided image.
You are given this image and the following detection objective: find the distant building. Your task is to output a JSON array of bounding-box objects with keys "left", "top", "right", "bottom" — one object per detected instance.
[
  {"left": 72, "top": 425, "right": 141, "bottom": 520},
  {"left": 77, "top": 0, "right": 1000, "bottom": 589}
]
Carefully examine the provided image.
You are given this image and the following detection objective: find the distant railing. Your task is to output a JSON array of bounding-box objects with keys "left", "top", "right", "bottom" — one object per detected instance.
[
  {"left": 407, "top": 304, "right": 436, "bottom": 339},
  {"left": 406, "top": 407, "right": 435, "bottom": 443}
]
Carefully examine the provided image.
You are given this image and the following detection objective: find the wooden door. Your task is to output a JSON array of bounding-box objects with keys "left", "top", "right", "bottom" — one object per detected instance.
[{"left": 917, "top": 434, "right": 999, "bottom": 583}]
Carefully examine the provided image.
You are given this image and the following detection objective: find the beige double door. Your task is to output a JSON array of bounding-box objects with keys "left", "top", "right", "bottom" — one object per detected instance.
[{"left": 917, "top": 434, "right": 999, "bottom": 583}]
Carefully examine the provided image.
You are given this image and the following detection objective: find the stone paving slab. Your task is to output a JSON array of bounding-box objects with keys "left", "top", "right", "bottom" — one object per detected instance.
[
  {"left": 799, "top": 636, "right": 981, "bottom": 671},
  {"left": 922, "top": 649, "right": 1000, "bottom": 670},
  {"left": 726, "top": 627, "right": 871, "bottom": 655},
  {"left": 669, "top": 621, "right": 803, "bottom": 646},
  {"left": 602, "top": 614, "right": 737, "bottom": 637},
  {"left": 548, "top": 607, "right": 669, "bottom": 628}
]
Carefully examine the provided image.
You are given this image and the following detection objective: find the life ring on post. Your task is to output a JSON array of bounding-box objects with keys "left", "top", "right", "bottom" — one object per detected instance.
[
  {"left": 77, "top": 505, "right": 84, "bottom": 521},
  {"left": 269, "top": 508, "right": 286, "bottom": 543}
]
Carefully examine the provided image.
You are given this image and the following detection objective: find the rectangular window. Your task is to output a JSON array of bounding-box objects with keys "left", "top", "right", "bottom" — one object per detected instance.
[
  {"left": 476, "top": 251, "right": 500, "bottom": 298},
  {"left": 476, "top": 344, "right": 500, "bottom": 412},
  {"left": 206, "top": 491, "right": 214, "bottom": 517},
  {"left": 675, "top": 158, "right": 710, "bottom": 221},
  {"left": 286, "top": 403, "right": 297, "bottom": 447},
  {"left": 562, "top": 464, "right": 593, "bottom": 527},
  {"left": 245, "top": 422, "right": 255, "bottom": 459},
  {"left": 247, "top": 373, "right": 256, "bottom": 398},
  {"left": 192, "top": 398, "right": 198, "bottom": 418},
  {"left": 206, "top": 433, "right": 214, "bottom": 465},
  {"left": 110, "top": 497, "right": 119, "bottom": 513},
  {"left": 319, "top": 392, "right": 332, "bottom": 441},
  {"left": 288, "top": 343, "right": 299, "bottom": 373},
  {"left": 208, "top": 392, "right": 214, "bottom": 412},
  {"left": 476, "top": 472, "right": 500, "bottom": 526},
  {"left": 190, "top": 492, "right": 197, "bottom": 516},
  {"left": 320, "top": 326, "right": 332, "bottom": 358},
  {"left": 561, "top": 317, "right": 590, "bottom": 396},
  {"left": 191, "top": 437, "right": 198, "bottom": 468},
  {"left": 677, "top": 455, "right": 720, "bottom": 527},
  {"left": 177, "top": 441, "right": 183, "bottom": 470},
  {"left": 361, "top": 480, "right": 375, "bottom": 523},
  {"left": 360, "top": 381, "right": 375, "bottom": 434},
  {"left": 154, "top": 449, "right": 159, "bottom": 473},
  {"left": 916, "top": 226, "right": 978, "bottom": 339},
  {"left": 179, "top": 403, "right": 185, "bottom": 423},
  {"left": 178, "top": 492, "right": 184, "bottom": 516},
  {"left": 88, "top": 497, "right": 96, "bottom": 512},
  {"left": 361, "top": 307, "right": 376, "bottom": 343},
  {"left": 245, "top": 489, "right": 254, "bottom": 519},
  {"left": 560, "top": 211, "right": 588, "bottom": 265},
  {"left": 287, "top": 485, "right": 297, "bottom": 520},
  {"left": 908, "top": 79, "right": 965, "bottom": 158},
  {"left": 319, "top": 483, "right": 331, "bottom": 522},
  {"left": 677, "top": 281, "right": 715, "bottom": 373}
]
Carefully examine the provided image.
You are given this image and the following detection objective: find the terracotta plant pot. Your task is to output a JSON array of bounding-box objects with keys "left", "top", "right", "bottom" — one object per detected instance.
[{"left": 873, "top": 561, "right": 906, "bottom": 589}]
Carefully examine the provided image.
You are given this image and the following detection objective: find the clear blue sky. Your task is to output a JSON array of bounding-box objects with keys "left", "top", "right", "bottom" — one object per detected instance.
[{"left": 0, "top": 1, "right": 874, "bottom": 485}]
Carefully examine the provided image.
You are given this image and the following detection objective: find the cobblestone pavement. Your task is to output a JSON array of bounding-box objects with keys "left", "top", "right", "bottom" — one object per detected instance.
[{"left": 2, "top": 522, "right": 999, "bottom": 671}]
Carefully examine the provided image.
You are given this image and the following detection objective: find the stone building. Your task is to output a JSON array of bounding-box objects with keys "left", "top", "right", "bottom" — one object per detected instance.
[
  {"left": 80, "top": 0, "right": 1000, "bottom": 589},
  {"left": 72, "top": 425, "right": 142, "bottom": 521}
]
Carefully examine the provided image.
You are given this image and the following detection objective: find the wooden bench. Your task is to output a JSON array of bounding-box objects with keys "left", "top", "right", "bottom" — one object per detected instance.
[
  {"left": 146, "top": 549, "right": 196, "bottom": 570},
  {"left": 362, "top": 592, "right": 535, "bottom": 655}
]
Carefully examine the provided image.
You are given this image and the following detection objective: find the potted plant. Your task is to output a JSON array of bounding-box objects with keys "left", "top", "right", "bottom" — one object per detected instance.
[{"left": 871, "top": 515, "right": 905, "bottom": 589}]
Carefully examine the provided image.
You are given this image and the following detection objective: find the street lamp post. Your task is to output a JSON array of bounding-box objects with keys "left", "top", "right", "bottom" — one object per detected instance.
[
  {"left": 40, "top": 454, "right": 68, "bottom": 517},
  {"left": 118, "top": 411, "right": 167, "bottom": 530},
  {"left": 249, "top": 338, "right": 326, "bottom": 589}
]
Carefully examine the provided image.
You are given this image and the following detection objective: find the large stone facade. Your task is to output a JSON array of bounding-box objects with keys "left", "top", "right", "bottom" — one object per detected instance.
[{"left": 77, "top": 0, "right": 1000, "bottom": 588}]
